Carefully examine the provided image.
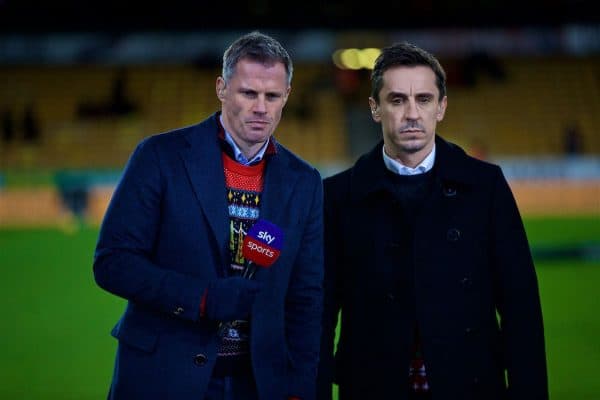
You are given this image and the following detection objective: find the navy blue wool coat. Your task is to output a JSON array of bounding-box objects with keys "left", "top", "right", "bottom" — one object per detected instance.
[{"left": 94, "top": 113, "right": 324, "bottom": 400}]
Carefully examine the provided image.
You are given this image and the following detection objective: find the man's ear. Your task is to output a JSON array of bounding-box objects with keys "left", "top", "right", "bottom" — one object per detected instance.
[
  {"left": 436, "top": 96, "right": 448, "bottom": 121},
  {"left": 368, "top": 97, "right": 381, "bottom": 122},
  {"left": 216, "top": 77, "right": 226, "bottom": 101},
  {"left": 282, "top": 86, "right": 291, "bottom": 106}
]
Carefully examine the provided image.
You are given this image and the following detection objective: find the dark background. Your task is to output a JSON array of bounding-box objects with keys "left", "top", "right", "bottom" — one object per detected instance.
[{"left": 0, "top": 0, "right": 597, "bottom": 33}]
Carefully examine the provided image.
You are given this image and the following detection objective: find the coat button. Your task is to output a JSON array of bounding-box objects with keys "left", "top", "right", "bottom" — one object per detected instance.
[
  {"left": 465, "top": 327, "right": 477, "bottom": 336},
  {"left": 447, "top": 228, "right": 461, "bottom": 242},
  {"left": 443, "top": 186, "right": 457, "bottom": 197},
  {"left": 193, "top": 353, "right": 208, "bottom": 366},
  {"left": 174, "top": 306, "right": 184, "bottom": 315},
  {"left": 460, "top": 277, "right": 472, "bottom": 289}
]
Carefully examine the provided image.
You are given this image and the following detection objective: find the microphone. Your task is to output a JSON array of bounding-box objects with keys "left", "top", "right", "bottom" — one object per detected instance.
[
  {"left": 217, "top": 219, "right": 283, "bottom": 337},
  {"left": 242, "top": 219, "right": 284, "bottom": 278}
]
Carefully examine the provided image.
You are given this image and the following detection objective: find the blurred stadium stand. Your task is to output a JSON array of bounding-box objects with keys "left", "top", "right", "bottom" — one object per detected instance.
[{"left": 0, "top": 1, "right": 598, "bottom": 224}]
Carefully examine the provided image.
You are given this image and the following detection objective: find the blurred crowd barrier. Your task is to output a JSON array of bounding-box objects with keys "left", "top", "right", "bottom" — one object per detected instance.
[
  {"left": 0, "top": 173, "right": 598, "bottom": 228},
  {"left": 510, "top": 180, "right": 599, "bottom": 216}
]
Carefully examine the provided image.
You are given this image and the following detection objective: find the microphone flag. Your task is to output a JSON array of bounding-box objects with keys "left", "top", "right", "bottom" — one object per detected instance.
[{"left": 242, "top": 219, "right": 284, "bottom": 269}]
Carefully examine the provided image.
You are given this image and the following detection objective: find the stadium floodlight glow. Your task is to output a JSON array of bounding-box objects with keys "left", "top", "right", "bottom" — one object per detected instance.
[
  {"left": 361, "top": 48, "right": 381, "bottom": 70},
  {"left": 332, "top": 49, "right": 346, "bottom": 69},
  {"left": 340, "top": 48, "right": 362, "bottom": 70},
  {"left": 332, "top": 48, "right": 382, "bottom": 70}
]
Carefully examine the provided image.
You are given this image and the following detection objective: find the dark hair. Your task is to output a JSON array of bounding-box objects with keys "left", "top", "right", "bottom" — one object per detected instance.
[
  {"left": 222, "top": 31, "right": 293, "bottom": 85},
  {"left": 371, "top": 42, "right": 446, "bottom": 103}
]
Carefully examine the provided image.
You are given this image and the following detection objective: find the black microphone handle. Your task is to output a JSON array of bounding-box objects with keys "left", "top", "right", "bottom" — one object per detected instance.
[{"left": 243, "top": 261, "right": 257, "bottom": 279}]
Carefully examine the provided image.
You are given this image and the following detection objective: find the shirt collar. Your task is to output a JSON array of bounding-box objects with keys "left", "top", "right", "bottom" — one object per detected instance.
[
  {"left": 218, "top": 114, "right": 273, "bottom": 165},
  {"left": 382, "top": 144, "right": 436, "bottom": 176}
]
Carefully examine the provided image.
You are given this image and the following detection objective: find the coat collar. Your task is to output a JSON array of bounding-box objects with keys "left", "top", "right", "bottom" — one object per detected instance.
[{"left": 350, "top": 135, "right": 477, "bottom": 200}]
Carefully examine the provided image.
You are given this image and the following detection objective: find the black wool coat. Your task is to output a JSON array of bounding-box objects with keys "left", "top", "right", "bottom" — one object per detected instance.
[{"left": 317, "top": 136, "right": 548, "bottom": 400}]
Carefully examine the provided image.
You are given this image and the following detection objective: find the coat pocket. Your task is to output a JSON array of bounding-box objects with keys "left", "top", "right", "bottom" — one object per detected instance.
[{"left": 111, "top": 316, "right": 159, "bottom": 353}]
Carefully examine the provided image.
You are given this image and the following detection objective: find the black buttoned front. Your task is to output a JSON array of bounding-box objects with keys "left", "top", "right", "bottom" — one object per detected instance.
[
  {"left": 193, "top": 353, "right": 208, "bottom": 366},
  {"left": 447, "top": 228, "right": 461, "bottom": 242}
]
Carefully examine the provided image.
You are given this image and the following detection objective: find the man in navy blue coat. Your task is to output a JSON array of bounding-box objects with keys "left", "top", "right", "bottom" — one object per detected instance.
[
  {"left": 94, "top": 32, "right": 324, "bottom": 400},
  {"left": 318, "top": 43, "right": 547, "bottom": 399}
]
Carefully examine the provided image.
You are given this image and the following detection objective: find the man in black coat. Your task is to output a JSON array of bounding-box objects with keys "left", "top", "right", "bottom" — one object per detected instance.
[{"left": 317, "top": 42, "right": 548, "bottom": 400}]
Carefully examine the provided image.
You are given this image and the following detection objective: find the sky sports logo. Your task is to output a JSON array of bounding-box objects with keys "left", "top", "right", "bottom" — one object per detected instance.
[
  {"left": 242, "top": 220, "right": 283, "bottom": 268},
  {"left": 245, "top": 238, "right": 277, "bottom": 258}
]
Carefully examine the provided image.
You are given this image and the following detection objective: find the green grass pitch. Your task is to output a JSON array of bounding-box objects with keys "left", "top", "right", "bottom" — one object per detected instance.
[{"left": 0, "top": 215, "right": 599, "bottom": 399}]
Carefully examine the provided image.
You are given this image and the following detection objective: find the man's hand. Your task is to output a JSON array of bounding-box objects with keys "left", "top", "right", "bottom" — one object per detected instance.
[{"left": 204, "top": 277, "right": 262, "bottom": 321}]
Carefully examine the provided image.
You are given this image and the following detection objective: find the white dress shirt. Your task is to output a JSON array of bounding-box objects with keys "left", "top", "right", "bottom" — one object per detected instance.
[{"left": 382, "top": 145, "right": 436, "bottom": 176}]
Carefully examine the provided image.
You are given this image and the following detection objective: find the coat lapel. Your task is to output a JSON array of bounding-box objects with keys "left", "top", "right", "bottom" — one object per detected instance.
[
  {"left": 259, "top": 141, "right": 296, "bottom": 229},
  {"left": 180, "top": 116, "right": 230, "bottom": 270},
  {"left": 251, "top": 142, "right": 297, "bottom": 283},
  {"left": 349, "top": 141, "right": 390, "bottom": 202}
]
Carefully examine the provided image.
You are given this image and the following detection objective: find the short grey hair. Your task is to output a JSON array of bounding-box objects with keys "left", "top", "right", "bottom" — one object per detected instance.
[{"left": 222, "top": 31, "right": 293, "bottom": 86}]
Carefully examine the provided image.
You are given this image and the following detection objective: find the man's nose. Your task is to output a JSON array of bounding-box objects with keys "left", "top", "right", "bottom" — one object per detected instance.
[
  {"left": 406, "top": 98, "right": 419, "bottom": 120},
  {"left": 253, "top": 96, "right": 267, "bottom": 114}
]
